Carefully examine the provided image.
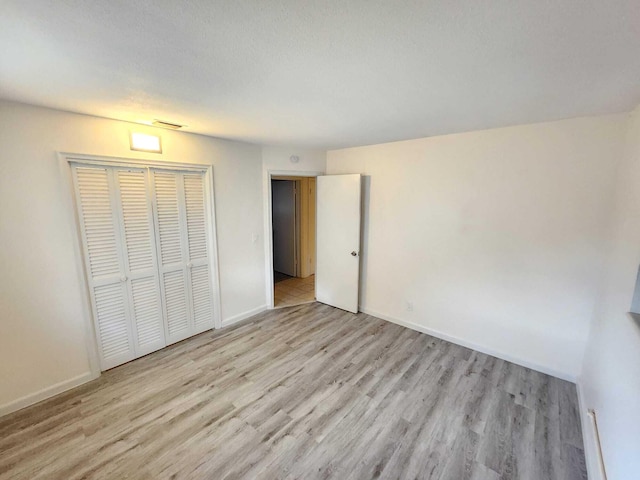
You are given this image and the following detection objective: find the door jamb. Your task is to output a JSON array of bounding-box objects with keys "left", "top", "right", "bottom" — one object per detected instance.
[{"left": 265, "top": 170, "right": 323, "bottom": 309}]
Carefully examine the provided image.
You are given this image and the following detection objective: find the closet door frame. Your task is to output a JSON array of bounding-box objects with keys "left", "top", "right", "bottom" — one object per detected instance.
[{"left": 59, "top": 152, "right": 222, "bottom": 376}]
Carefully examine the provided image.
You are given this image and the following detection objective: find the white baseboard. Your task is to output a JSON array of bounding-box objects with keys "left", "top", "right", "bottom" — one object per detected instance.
[
  {"left": 359, "top": 307, "right": 577, "bottom": 382},
  {"left": 0, "top": 371, "right": 98, "bottom": 417},
  {"left": 221, "top": 304, "right": 268, "bottom": 328},
  {"left": 0, "top": 305, "right": 267, "bottom": 418}
]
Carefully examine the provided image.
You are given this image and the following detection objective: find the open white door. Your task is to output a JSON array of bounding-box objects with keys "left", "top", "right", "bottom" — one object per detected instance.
[{"left": 316, "top": 174, "right": 361, "bottom": 313}]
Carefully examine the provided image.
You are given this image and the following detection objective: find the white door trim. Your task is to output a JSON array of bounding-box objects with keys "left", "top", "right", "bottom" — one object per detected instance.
[
  {"left": 58, "top": 152, "right": 223, "bottom": 377},
  {"left": 264, "top": 170, "right": 324, "bottom": 309}
]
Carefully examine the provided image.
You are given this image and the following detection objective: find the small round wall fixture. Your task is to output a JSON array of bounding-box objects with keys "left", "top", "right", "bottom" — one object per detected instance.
[{"left": 290, "top": 155, "right": 300, "bottom": 163}]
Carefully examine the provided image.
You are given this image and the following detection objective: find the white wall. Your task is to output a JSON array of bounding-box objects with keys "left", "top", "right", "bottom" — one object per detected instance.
[
  {"left": 327, "top": 114, "right": 627, "bottom": 380},
  {"left": 0, "top": 101, "right": 266, "bottom": 413},
  {"left": 579, "top": 105, "right": 640, "bottom": 480},
  {"left": 261, "top": 146, "right": 326, "bottom": 306},
  {"left": 262, "top": 146, "right": 327, "bottom": 175}
]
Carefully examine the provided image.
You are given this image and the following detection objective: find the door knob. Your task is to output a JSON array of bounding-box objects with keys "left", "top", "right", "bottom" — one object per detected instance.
[
  {"left": 120, "top": 275, "right": 127, "bottom": 282},
  {"left": 351, "top": 251, "right": 358, "bottom": 257}
]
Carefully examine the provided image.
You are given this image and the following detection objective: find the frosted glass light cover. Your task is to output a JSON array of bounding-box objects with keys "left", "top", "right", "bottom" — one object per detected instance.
[{"left": 130, "top": 132, "right": 162, "bottom": 153}]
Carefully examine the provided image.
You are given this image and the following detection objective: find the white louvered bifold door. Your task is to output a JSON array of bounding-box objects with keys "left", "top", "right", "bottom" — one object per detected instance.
[
  {"left": 152, "top": 170, "right": 191, "bottom": 344},
  {"left": 113, "top": 168, "right": 166, "bottom": 357},
  {"left": 72, "top": 165, "right": 136, "bottom": 370},
  {"left": 72, "top": 162, "right": 217, "bottom": 369},
  {"left": 73, "top": 164, "right": 167, "bottom": 370},
  {"left": 183, "top": 173, "right": 215, "bottom": 334},
  {"left": 152, "top": 169, "right": 215, "bottom": 344}
]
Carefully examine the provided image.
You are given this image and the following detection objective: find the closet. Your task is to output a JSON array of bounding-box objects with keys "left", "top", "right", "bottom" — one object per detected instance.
[{"left": 71, "top": 161, "right": 217, "bottom": 370}]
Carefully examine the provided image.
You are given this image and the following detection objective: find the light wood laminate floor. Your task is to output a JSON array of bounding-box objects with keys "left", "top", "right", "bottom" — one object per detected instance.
[{"left": 0, "top": 303, "right": 587, "bottom": 480}]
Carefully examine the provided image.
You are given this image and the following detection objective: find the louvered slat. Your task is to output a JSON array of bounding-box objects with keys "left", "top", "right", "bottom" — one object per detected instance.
[
  {"left": 190, "top": 265, "right": 213, "bottom": 330},
  {"left": 130, "top": 277, "right": 164, "bottom": 351},
  {"left": 117, "top": 170, "right": 155, "bottom": 272},
  {"left": 163, "top": 270, "right": 189, "bottom": 338},
  {"left": 153, "top": 171, "right": 183, "bottom": 266},
  {"left": 75, "top": 167, "right": 120, "bottom": 278},
  {"left": 93, "top": 283, "right": 134, "bottom": 365},
  {"left": 183, "top": 173, "right": 208, "bottom": 261}
]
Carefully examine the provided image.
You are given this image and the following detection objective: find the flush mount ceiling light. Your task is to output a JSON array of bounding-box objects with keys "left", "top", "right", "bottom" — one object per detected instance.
[{"left": 130, "top": 132, "right": 162, "bottom": 153}]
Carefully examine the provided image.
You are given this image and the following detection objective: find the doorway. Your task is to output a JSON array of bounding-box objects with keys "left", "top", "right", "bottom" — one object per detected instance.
[{"left": 271, "top": 176, "right": 316, "bottom": 308}]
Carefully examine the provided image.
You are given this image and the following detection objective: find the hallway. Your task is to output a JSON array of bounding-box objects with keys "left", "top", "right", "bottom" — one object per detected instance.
[{"left": 274, "top": 274, "right": 315, "bottom": 308}]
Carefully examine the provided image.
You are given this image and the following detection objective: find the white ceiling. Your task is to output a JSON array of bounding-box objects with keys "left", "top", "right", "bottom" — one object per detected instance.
[{"left": 1, "top": 1, "right": 639, "bottom": 149}]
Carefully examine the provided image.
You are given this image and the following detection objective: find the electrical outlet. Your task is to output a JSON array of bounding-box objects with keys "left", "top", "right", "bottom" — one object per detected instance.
[{"left": 405, "top": 301, "right": 413, "bottom": 312}]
